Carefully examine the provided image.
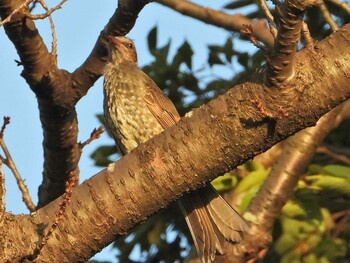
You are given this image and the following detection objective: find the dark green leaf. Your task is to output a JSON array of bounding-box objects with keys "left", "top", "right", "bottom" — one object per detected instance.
[
  {"left": 172, "top": 41, "right": 193, "bottom": 70},
  {"left": 224, "top": 0, "right": 253, "bottom": 10},
  {"left": 223, "top": 37, "right": 235, "bottom": 62},
  {"left": 147, "top": 26, "right": 158, "bottom": 55},
  {"left": 90, "top": 145, "right": 117, "bottom": 166},
  {"left": 237, "top": 52, "right": 249, "bottom": 68},
  {"left": 208, "top": 50, "right": 224, "bottom": 66}
]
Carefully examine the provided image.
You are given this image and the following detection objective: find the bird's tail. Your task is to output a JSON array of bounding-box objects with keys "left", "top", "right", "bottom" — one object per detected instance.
[{"left": 178, "top": 185, "right": 249, "bottom": 263}]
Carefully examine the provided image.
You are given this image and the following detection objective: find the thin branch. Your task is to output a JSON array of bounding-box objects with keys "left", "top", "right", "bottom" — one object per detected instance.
[
  {"left": 319, "top": 0, "right": 339, "bottom": 31},
  {"left": 79, "top": 126, "right": 104, "bottom": 149},
  {"left": 0, "top": 0, "right": 33, "bottom": 27},
  {"left": 317, "top": 145, "right": 350, "bottom": 165},
  {"left": 325, "top": 0, "right": 350, "bottom": 15},
  {"left": 26, "top": 0, "right": 67, "bottom": 20},
  {"left": 301, "top": 21, "right": 315, "bottom": 52},
  {"left": 24, "top": 170, "right": 78, "bottom": 261},
  {"left": 155, "top": 0, "right": 274, "bottom": 47},
  {"left": 258, "top": 0, "right": 278, "bottom": 38},
  {"left": 0, "top": 117, "right": 36, "bottom": 212},
  {"left": 241, "top": 24, "right": 268, "bottom": 52},
  {"left": 267, "top": 0, "right": 319, "bottom": 85},
  {"left": 25, "top": 0, "right": 65, "bottom": 62},
  {"left": 0, "top": 161, "right": 5, "bottom": 221}
]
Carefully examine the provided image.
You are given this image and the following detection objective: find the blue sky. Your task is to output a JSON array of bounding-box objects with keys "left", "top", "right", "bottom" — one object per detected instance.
[{"left": 0, "top": 1, "right": 254, "bottom": 261}]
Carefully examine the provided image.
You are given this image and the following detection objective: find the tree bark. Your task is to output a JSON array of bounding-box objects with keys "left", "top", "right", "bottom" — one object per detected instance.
[{"left": 1, "top": 23, "right": 350, "bottom": 262}]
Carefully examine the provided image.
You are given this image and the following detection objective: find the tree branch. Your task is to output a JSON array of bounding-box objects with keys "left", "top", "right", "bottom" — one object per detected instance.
[
  {"left": 155, "top": 0, "right": 275, "bottom": 47},
  {"left": 227, "top": 102, "right": 347, "bottom": 262},
  {"left": 0, "top": 0, "right": 150, "bottom": 207},
  {"left": 267, "top": 0, "right": 320, "bottom": 85},
  {"left": 1, "top": 23, "right": 350, "bottom": 262}
]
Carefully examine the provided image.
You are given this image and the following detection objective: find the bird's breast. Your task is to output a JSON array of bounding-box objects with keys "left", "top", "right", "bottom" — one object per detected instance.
[{"left": 103, "top": 68, "right": 163, "bottom": 153}]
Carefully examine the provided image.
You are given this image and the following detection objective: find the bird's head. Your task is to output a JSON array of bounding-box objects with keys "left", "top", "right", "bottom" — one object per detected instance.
[{"left": 107, "top": 36, "right": 138, "bottom": 64}]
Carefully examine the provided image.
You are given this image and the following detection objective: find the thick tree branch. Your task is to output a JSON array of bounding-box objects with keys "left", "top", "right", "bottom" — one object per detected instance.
[
  {"left": 155, "top": 0, "right": 275, "bottom": 47},
  {"left": 71, "top": 0, "right": 150, "bottom": 98},
  {"left": 0, "top": 0, "right": 150, "bottom": 207},
  {"left": 218, "top": 102, "right": 348, "bottom": 262},
  {"left": 1, "top": 23, "right": 350, "bottom": 262}
]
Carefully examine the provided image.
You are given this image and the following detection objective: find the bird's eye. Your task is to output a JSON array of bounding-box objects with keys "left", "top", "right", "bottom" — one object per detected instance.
[{"left": 127, "top": 43, "right": 133, "bottom": 49}]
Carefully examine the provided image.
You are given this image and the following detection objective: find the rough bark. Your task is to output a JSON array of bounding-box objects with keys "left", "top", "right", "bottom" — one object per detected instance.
[{"left": 1, "top": 23, "right": 350, "bottom": 262}]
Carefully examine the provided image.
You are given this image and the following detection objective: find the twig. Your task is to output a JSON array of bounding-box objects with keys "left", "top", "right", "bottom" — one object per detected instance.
[
  {"left": 301, "top": 21, "right": 315, "bottom": 52},
  {"left": 0, "top": 0, "right": 33, "bottom": 27},
  {"left": 25, "top": 0, "right": 67, "bottom": 19},
  {"left": 332, "top": 209, "right": 350, "bottom": 237},
  {"left": 241, "top": 24, "right": 268, "bottom": 52},
  {"left": 26, "top": 0, "right": 67, "bottom": 62},
  {"left": 29, "top": 0, "right": 40, "bottom": 12},
  {"left": 0, "top": 161, "right": 5, "bottom": 221},
  {"left": 0, "top": 117, "right": 36, "bottom": 212},
  {"left": 26, "top": 170, "right": 78, "bottom": 261},
  {"left": 79, "top": 126, "right": 104, "bottom": 149},
  {"left": 319, "top": 0, "right": 339, "bottom": 31},
  {"left": 325, "top": 0, "right": 350, "bottom": 15},
  {"left": 258, "top": 0, "right": 278, "bottom": 38},
  {"left": 317, "top": 145, "right": 350, "bottom": 165}
]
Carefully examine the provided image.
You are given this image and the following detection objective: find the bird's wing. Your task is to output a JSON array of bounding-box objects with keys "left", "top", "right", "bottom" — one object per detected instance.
[{"left": 143, "top": 76, "right": 180, "bottom": 129}]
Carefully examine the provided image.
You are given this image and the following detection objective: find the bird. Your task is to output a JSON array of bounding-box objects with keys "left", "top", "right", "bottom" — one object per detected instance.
[{"left": 103, "top": 35, "right": 249, "bottom": 263}]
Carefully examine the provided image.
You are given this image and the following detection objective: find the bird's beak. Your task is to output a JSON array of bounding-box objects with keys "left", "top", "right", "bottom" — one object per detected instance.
[{"left": 108, "top": 36, "right": 122, "bottom": 49}]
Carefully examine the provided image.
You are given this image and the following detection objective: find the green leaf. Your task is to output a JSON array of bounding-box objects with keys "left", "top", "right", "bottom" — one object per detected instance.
[
  {"left": 173, "top": 40, "right": 193, "bottom": 69},
  {"left": 282, "top": 201, "right": 307, "bottom": 218},
  {"left": 223, "top": 37, "right": 235, "bottom": 62},
  {"left": 158, "top": 40, "right": 171, "bottom": 59},
  {"left": 237, "top": 52, "right": 249, "bottom": 68},
  {"left": 208, "top": 50, "right": 224, "bottom": 66},
  {"left": 322, "top": 164, "right": 350, "bottom": 179},
  {"left": 211, "top": 173, "right": 237, "bottom": 192},
  {"left": 90, "top": 145, "right": 117, "bottom": 166},
  {"left": 235, "top": 165, "right": 270, "bottom": 193},
  {"left": 306, "top": 175, "right": 350, "bottom": 195},
  {"left": 274, "top": 233, "right": 298, "bottom": 255},
  {"left": 147, "top": 26, "right": 158, "bottom": 55}
]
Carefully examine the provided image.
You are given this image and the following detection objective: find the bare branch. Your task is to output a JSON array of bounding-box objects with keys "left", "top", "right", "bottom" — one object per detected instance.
[
  {"left": 23, "top": 170, "right": 78, "bottom": 261},
  {"left": 241, "top": 24, "right": 268, "bottom": 52},
  {"left": 319, "top": 0, "right": 339, "bottom": 31},
  {"left": 155, "top": 0, "right": 274, "bottom": 47},
  {"left": 25, "top": 0, "right": 67, "bottom": 19},
  {"left": 79, "top": 126, "right": 104, "bottom": 149},
  {"left": 317, "top": 145, "right": 350, "bottom": 165},
  {"left": 325, "top": 0, "right": 350, "bottom": 15},
  {"left": 0, "top": 117, "right": 36, "bottom": 212},
  {"left": 0, "top": 161, "right": 5, "bottom": 221},
  {"left": 0, "top": 0, "right": 32, "bottom": 27},
  {"left": 25, "top": 0, "right": 66, "bottom": 62},
  {"left": 258, "top": 0, "right": 278, "bottom": 38},
  {"left": 301, "top": 21, "right": 315, "bottom": 52}
]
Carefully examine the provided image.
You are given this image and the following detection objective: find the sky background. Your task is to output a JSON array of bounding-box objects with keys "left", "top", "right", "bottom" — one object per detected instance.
[{"left": 0, "top": 1, "right": 256, "bottom": 261}]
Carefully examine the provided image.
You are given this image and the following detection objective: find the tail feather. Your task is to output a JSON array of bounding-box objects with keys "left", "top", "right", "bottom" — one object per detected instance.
[{"left": 179, "top": 185, "right": 249, "bottom": 263}]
